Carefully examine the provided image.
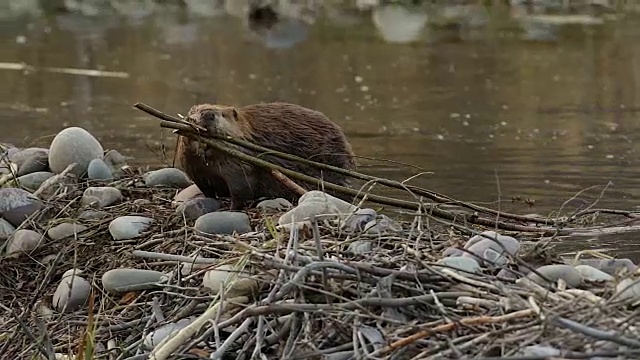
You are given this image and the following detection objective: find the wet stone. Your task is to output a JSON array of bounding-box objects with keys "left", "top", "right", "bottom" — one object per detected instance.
[
  {"left": 144, "top": 318, "right": 194, "bottom": 347},
  {"left": 10, "top": 147, "right": 48, "bottom": 167},
  {"left": 194, "top": 211, "right": 251, "bottom": 235},
  {"left": 47, "top": 222, "right": 88, "bottom": 240},
  {"left": 614, "top": 278, "right": 640, "bottom": 303},
  {"left": 6, "top": 229, "right": 45, "bottom": 256},
  {"left": 0, "top": 188, "right": 45, "bottom": 227},
  {"left": 176, "top": 198, "right": 222, "bottom": 221},
  {"left": 144, "top": 168, "right": 192, "bottom": 188},
  {"left": 87, "top": 158, "right": 113, "bottom": 181},
  {"left": 53, "top": 269, "right": 91, "bottom": 313},
  {"left": 16, "top": 171, "right": 55, "bottom": 191},
  {"left": 202, "top": 264, "right": 259, "bottom": 296},
  {"left": 102, "top": 268, "right": 167, "bottom": 294},
  {"left": 108, "top": 216, "right": 154, "bottom": 240},
  {"left": 48, "top": 126, "right": 104, "bottom": 177},
  {"left": 81, "top": 186, "right": 123, "bottom": 208},
  {"left": 103, "top": 149, "right": 127, "bottom": 170}
]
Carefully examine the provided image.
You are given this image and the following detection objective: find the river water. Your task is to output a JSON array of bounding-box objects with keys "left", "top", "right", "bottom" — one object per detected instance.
[{"left": 2, "top": 1, "right": 640, "bottom": 260}]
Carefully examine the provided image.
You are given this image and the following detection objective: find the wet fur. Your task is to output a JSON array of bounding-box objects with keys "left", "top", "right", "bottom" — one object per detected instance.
[{"left": 176, "top": 102, "right": 356, "bottom": 210}]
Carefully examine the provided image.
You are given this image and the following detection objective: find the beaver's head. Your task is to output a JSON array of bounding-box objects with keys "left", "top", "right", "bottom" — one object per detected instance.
[{"left": 186, "top": 104, "right": 245, "bottom": 138}]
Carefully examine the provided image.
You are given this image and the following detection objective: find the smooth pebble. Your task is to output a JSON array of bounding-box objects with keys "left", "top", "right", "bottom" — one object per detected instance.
[
  {"left": 202, "top": 264, "right": 258, "bottom": 296},
  {"left": 525, "top": 264, "right": 583, "bottom": 288},
  {"left": 176, "top": 198, "right": 221, "bottom": 220},
  {"left": 47, "top": 223, "right": 88, "bottom": 240},
  {"left": 144, "top": 168, "right": 192, "bottom": 188},
  {"left": 6, "top": 229, "right": 45, "bottom": 256},
  {"left": 442, "top": 247, "right": 465, "bottom": 257},
  {"left": 87, "top": 158, "right": 114, "bottom": 180},
  {"left": 437, "top": 256, "right": 481, "bottom": 273},
  {"left": 78, "top": 210, "right": 109, "bottom": 220},
  {"left": 575, "top": 258, "right": 637, "bottom": 276},
  {"left": 462, "top": 231, "right": 520, "bottom": 266},
  {"left": 15, "top": 171, "right": 55, "bottom": 191},
  {"left": 81, "top": 186, "right": 123, "bottom": 208},
  {"left": 108, "top": 216, "right": 154, "bottom": 240},
  {"left": 17, "top": 151, "right": 49, "bottom": 176},
  {"left": 0, "top": 218, "right": 16, "bottom": 240},
  {"left": 10, "top": 147, "right": 48, "bottom": 167},
  {"left": 172, "top": 184, "right": 204, "bottom": 206},
  {"left": 364, "top": 214, "right": 402, "bottom": 234},
  {"left": 102, "top": 268, "right": 167, "bottom": 293},
  {"left": 48, "top": 127, "right": 104, "bottom": 177},
  {"left": 53, "top": 269, "right": 91, "bottom": 313},
  {"left": 347, "top": 240, "right": 372, "bottom": 254},
  {"left": 144, "top": 318, "right": 194, "bottom": 347},
  {"left": 256, "top": 198, "right": 293, "bottom": 212},
  {"left": 278, "top": 200, "right": 341, "bottom": 229},
  {"left": 574, "top": 265, "right": 614, "bottom": 282},
  {"left": 613, "top": 278, "right": 640, "bottom": 303},
  {"left": 298, "top": 190, "right": 357, "bottom": 214},
  {"left": 194, "top": 211, "right": 251, "bottom": 235},
  {"left": 0, "top": 188, "right": 45, "bottom": 226},
  {"left": 343, "top": 208, "right": 377, "bottom": 231}
]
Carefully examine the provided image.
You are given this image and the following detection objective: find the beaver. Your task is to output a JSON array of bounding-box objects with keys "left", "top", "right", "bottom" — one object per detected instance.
[{"left": 176, "top": 102, "right": 357, "bottom": 210}]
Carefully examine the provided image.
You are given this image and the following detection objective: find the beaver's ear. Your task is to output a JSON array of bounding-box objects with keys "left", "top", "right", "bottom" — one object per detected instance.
[{"left": 232, "top": 108, "right": 238, "bottom": 119}]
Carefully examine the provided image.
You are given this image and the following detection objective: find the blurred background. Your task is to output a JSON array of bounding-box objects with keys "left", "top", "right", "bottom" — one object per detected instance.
[{"left": 1, "top": 0, "right": 640, "bottom": 256}]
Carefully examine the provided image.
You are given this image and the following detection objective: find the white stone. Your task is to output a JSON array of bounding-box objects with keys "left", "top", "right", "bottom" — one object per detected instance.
[
  {"left": 144, "top": 318, "right": 194, "bottom": 347},
  {"left": 108, "top": 216, "right": 154, "bottom": 240},
  {"left": 574, "top": 265, "right": 614, "bottom": 282},
  {"left": 462, "top": 231, "right": 520, "bottom": 266},
  {"left": 48, "top": 127, "right": 104, "bottom": 177},
  {"left": 298, "top": 190, "right": 357, "bottom": 214},
  {"left": 437, "top": 256, "right": 481, "bottom": 274},
  {"left": 278, "top": 199, "right": 341, "bottom": 230},
  {"left": 524, "top": 264, "right": 583, "bottom": 288},
  {"left": 364, "top": 214, "right": 402, "bottom": 234},
  {"left": 614, "top": 278, "right": 640, "bottom": 303},
  {"left": 202, "top": 264, "right": 258, "bottom": 296},
  {"left": 256, "top": 198, "right": 293, "bottom": 212},
  {"left": 347, "top": 240, "right": 372, "bottom": 254},
  {"left": 343, "top": 208, "right": 377, "bottom": 231},
  {"left": 81, "top": 187, "right": 123, "bottom": 208},
  {"left": 172, "top": 184, "right": 204, "bottom": 207},
  {"left": 53, "top": 269, "right": 91, "bottom": 313},
  {"left": 47, "top": 223, "right": 88, "bottom": 240}
]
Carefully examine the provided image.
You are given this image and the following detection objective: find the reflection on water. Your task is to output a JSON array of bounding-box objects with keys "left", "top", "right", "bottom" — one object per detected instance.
[{"left": 2, "top": 0, "right": 640, "bottom": 260}]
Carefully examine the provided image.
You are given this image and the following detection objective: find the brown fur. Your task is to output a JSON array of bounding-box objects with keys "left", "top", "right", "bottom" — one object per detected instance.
[{"left": 176, "top": 102, "right": 357, "bottom": 210}]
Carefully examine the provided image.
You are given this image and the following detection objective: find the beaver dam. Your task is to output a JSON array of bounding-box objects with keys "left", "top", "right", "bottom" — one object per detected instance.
[{"left": 0, "top": 103, "right": 639, "bottom": 360}]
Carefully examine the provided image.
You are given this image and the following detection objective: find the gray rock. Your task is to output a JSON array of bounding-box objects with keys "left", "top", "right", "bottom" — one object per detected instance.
[
  {"left": 6, "top": 229, "right": 45, "bottom": 256},
  {"left": 10, "top": 147, "right": 48, "bottom": 166},
  {"left": 343, "top": 208, "right": 377, "bottom": 231},
  {"left": 176, "top": 198, "right": 221, "bottom": 220},
  {"left": 526, "top": 264, "right": 583, "bottom": 288},
  {"left": 202, "top": 264, "right": 259, "bottom": 296},
  {"left": 53, "top": 269, "right": 91, "bottom": 313},
  {"left": 442, "top": 247, "right": 465, "bottom": 257},
  {"left": 437, "top": 256, "right": 481, "bottom": 273},
  {"left": 497, "top": 268, "right": 519, "bottom": 280},
  {"left": 172, "top": 184, "right": 204, "bottom": 206},
  {"left": 81, "top": 187, "right": 123, "bottom": 208},
  {"left": 614, "top": 278, "right": 640, "bottom": 303},
  {"left": 364, "top": 214, "right": 402, "bottom": 235},
  {"left": 0, "top": 188, "right": 45, "bottom": 226},
  {"left": 0, "top": 218, "right": 16, "bottom": 240},
  {"left": 102, "top": 268, "right": 167, "bottom": 293},
  {"left": 144, "top": 168, "right": 192, "bottom": 188},
  {"left": 78, "top": 210, "right": 109, "bottom": 220},
  {"left": 574, "top": 265, "right": 614, "bottom": 282},
  {"left": 47, "top": 222, "right": 88, "bottom": 240},
  {"left": 278, "top": 200, "right": 341, "bottom": 229},
  {"left": 48, "top": 126, "right": 104, "bottom": 177},
  {"left": 87, "top": 158, "right": 113, "bottom": 181},
  {"left": 575, "top": 258, "right": 637, "bottom": 276},
  {"left": 108, "top": 216, "right": 154, "bottom": 240},
  {"left": 17, "top": 151, "right": 49, "bottom": 176},
  {"left": 103, "top": 149, "right": 127, "bottom": 170},
  {"left": 256, "top": 198, "right": 293, "bottom": 212},
  {"left": 16, "top": 171, "right": 55, "bottom": 191},
  {"left": 347, "top": 240, "right": 372, "bottom": 254},
  {"left": 298, "top": 190, "right": 357, "bottom": 214},
  {"left": 144, "top": 318, "right": 194, "bottom": 347},
  {"left": 461, "top": 231, "right": 520, "bottom": 267},
  {"left": 516, "top": 345, "right": 560, "bottom": 357},
  {"left": 194, "top": 211, "right": 251, "bottom": 235}
]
